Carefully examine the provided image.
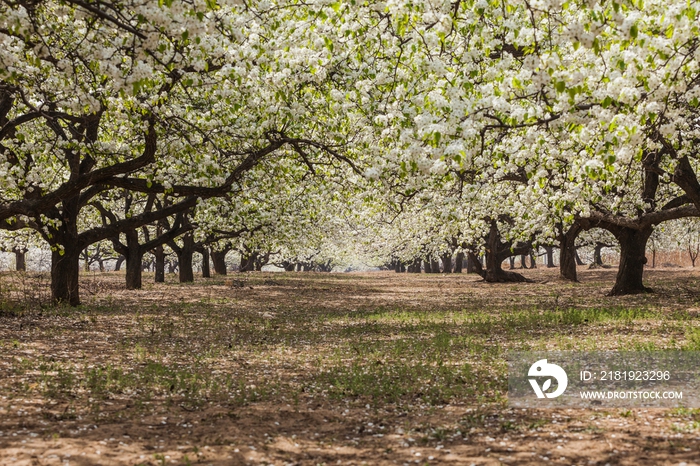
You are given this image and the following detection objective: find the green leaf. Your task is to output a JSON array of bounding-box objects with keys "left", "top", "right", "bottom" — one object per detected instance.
[{"left": 555, "top": 81, "right": 566, "bottom": 93}]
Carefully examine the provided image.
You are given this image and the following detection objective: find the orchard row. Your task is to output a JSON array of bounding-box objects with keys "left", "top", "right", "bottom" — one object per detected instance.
[{"left": 1, "top": 0, "right": 700, "bottom": 304}]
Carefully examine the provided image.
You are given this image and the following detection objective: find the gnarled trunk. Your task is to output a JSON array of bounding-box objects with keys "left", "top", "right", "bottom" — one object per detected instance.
[
  {"left": 484, "top": 253, "right": 526, "bottom": 282},
  {"left": 609, "top": 227, "right": 653, "bottom": 296},
  {"left": 483, "top": 221, "right": 527, "bottom": 282}
]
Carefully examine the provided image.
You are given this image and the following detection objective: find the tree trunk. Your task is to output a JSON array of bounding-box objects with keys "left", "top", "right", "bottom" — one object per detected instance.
[
  {"left": 254, "top": 252, "right": 269, "bottom": 271},
  {"left": 609, "top": 227, "right": 653, "bottom": 296},
  {"left": 544, "top": 246, "right": 555, "bottom": 268},
  {"left": 441, "top": 253, "right": 452, "bottom": 273},
  {"left": 50, "top": 198, "right": 82, "bottom": 305},
  {"left": 484, "top": 251, "right": 526, "bottom": 282},
  {"left": 125, "top": 250, "right": 143, "bottom": 289},
  {"left": 114, "top": 255, "right": 125, "bottom": 271},
  {"left": 179, "top": 252, "right": 194, "bottom": 282},
  {"left": 83, "top": 248, "right": 90, "bottom": 272},
  {"left": 593, "top": 243, "right": 605, "bottom": 266},
  {"left": 483, "top": 222, "right": 527, "bottom": 282},
  {"left": 177, "top": 234, "right": 195, "bottom": 283},
  {"left": 466, "top": 252, "right": 482, "bottom": 274},
  {"left": 123, "top": 231, "right": 144, "bottom": 290},
  {"left": 240, "top": 251, "right": 257, "bottom": 272},
  {"left": 509, "top": 256, "right": 515, "bottom": 269},
  {"left": 13, "top": 248, "right": 26, "bottom": 272},
  {"left": 212, "top": 250, "right": 228, "bottom": 275},
  {"left": 51, "top": 245, "right": 81, "bottom": 306},
  {"left": 423, "top": 259, "right": 432, "bottom": 273},
  {"left": 154, "top": 246, "right": 165, "bottom": 282},
  {"left": 519, "top": 254, "right": 528, "bottom": 269},
  {"left": 431, "top": 259, "right": 441, "bottom": 274},
  {"left": 530, "top": 251, "right": 537, "bottom": 269},
  {"left": 454, "top": 251, "right": 464, "bottom": 273},
  {"left": 201, "top": 248, "right": 211, "bottom": 278},
  {"left": 559, "top": 223, "right": 582, "bottom": 282}
]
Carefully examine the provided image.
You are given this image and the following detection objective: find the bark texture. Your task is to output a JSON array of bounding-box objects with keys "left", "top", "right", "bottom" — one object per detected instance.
[
  {"left": 483, "top": 221, "right": 529, "bottom": 283},
  {"left": 559, "top": 223, "right": 582, "bottom": 282},
  {"left": 608, "top": 227, "right": 653, "bottom": 296}
]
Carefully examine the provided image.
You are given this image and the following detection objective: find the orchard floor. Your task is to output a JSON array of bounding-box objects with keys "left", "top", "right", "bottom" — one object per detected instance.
[{"left": 2, "top": 267, "right": 700, "bottom": 465}]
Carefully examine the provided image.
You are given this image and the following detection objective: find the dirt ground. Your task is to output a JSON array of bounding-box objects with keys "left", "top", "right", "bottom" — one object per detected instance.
[{"left": 1, "top": 267, "right": 700, "bottom": 465}]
